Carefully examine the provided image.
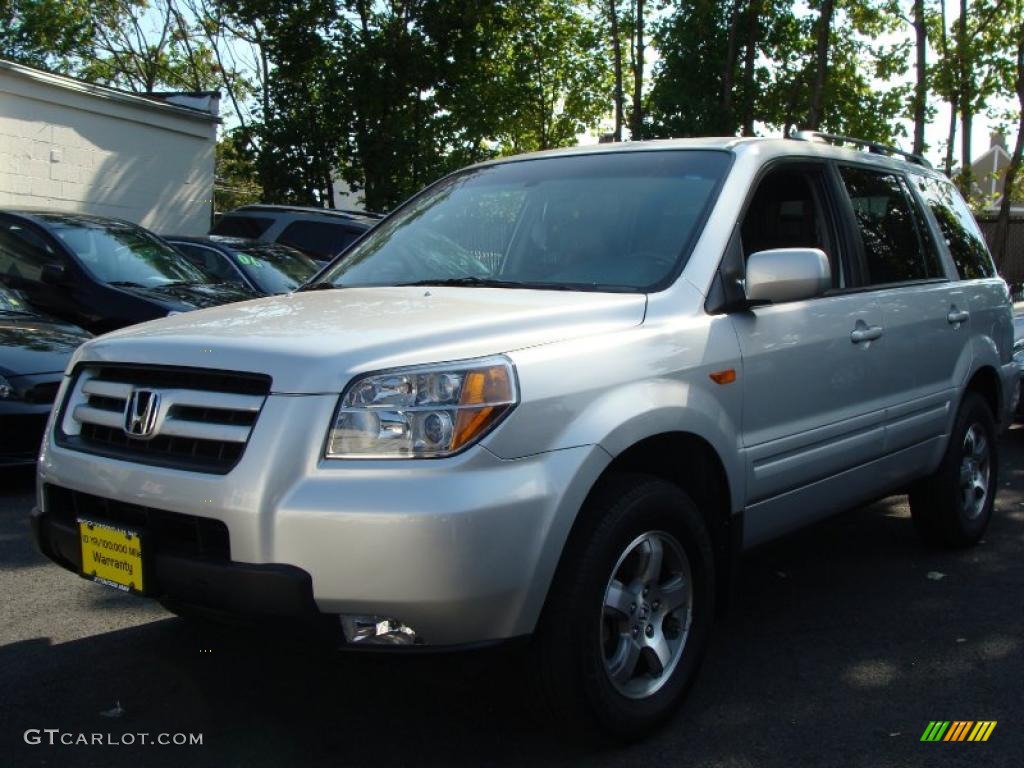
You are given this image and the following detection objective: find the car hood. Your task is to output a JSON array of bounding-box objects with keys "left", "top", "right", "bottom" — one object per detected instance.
[
  {"left": 116, "top": 282, "right": 257, "bottom": 310},
  {"left": 0, "top": 315, "right": 92, "bottom": 377},
  {"left": 73, "top": 286, "right": 647, "bottom": 393}
]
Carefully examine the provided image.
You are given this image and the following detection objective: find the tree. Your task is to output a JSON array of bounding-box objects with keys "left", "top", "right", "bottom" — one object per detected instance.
[
  {"left": 214, "top": 128, "right": 261, "bottom": 211},
  {"left": 606, "top": 0, "right": 626, "bottom": 141},
  {"left": 807, "top": 0, "right": 835, "bottom": 130},
  {"left": 0, "top": 0, "right": 102, "bottom": 71},
  {"left": 991, "top": 3, "right": 1024, "bottom": 267},
  {"left": 911, "top": 0, "right": 928, "bottom": 156}
]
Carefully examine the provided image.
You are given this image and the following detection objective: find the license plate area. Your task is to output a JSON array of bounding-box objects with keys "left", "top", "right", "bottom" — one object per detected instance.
[{"left": 78, "top": 518, "right": 145, "bottom": 593}]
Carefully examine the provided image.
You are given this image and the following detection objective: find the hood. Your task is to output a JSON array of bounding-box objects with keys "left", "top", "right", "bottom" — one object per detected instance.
[
  {"left": 74, "top": 286, "right": 647, "bottom": 393},
  {"left": 116, "top": 282, "right": 257, "bottom": 310},
  {"left": 0, "top": 315, "right": 92, "bottom": 377}
]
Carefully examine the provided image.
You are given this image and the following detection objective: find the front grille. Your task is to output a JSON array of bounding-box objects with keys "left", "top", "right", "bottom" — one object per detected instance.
[
  {"left": 56, "top": 364, "right": 271, "bottom": 474},
  {"left": 47, "top": 484, "right": 230, "bottom": 560}
]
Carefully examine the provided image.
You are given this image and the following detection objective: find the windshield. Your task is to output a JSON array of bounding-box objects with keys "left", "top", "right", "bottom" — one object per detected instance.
[
  {"left": 43, "top": 217, "right": 213, "bottom": 288},
  {"left": 0, "top": 283, "right": 33, "bottom": 313},
  {"left": 315, "top": 150, "right": 731, "bottom": 292},
  {"left": 231, "top": 243, "right": 320, "bottom": 293}
]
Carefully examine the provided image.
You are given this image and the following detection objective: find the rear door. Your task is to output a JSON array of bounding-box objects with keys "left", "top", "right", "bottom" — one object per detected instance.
[{"left": 834, "top": 164, "right": 964, "bottom": 456}]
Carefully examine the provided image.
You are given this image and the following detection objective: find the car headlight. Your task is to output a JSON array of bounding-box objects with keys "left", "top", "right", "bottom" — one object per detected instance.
[
  {"left": 326, "top": 356, "right": 518, "bottom": 458},
  {"left": 1014, "top": 339, "right": 1024, "bottom": 366},
  {"left": 0, "top": 374, "right": 15, "bottom": 400}
]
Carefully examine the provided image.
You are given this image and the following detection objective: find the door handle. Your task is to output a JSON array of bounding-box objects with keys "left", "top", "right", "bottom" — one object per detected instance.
[
  {"left": 947, "top": 309, "right": 970, "bottom": 325},
  {"left": 851, "top": 325, "right": 883, "bottom": 343}
]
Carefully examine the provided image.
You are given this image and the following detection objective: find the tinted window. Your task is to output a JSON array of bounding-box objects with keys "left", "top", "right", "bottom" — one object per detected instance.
[
  {"left": 278, "top": 221, "right": 360, "bottom": 260},
  {"left": 913, "top": 175, "right": 995, "bottom": 279},
  {"left": 212, "top": 215, "right": 274, "bottom": 239},
  {"left": 231, "top": 244, "right": 319, "bottom": 293},
  {"left": 839, "top": 166, "right": 942, "bottom": 285},
  {"left": 0, "top": 222, "right": 58, "bottom": 283},
  {"left": 317, "top": 151, "right": 732, "bottom": 292},
  {"left": 39, "top": 216, "right": 212, "bottom": 287},
  {"left": 173, "top": 243, "right": 246, "bottom": 286},
  {"left": 741, "top": 167, "right": 841, "bottom": 287}
]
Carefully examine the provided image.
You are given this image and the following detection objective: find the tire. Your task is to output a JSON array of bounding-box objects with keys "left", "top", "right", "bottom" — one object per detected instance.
[
  {"left": 909, "top": 392, "right": 998, "bottom": 548},
  {"left": 528, "top": 474, "right": 715, "bottom": 742}
]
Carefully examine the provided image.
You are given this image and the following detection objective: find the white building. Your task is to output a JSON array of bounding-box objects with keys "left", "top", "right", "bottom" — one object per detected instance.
[{"left": 0, "top": 59, "right": 219, "bottom": 235}]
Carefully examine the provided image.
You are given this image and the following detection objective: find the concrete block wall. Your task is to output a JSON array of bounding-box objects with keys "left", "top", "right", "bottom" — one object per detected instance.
[{"left": 0, "top": 63, "right": 217, "bottom": 236}]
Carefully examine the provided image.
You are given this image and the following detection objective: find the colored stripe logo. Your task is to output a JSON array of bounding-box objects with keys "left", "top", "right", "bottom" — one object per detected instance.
[{"left": 921, "top": 721, "right": 997, "bottom": 742}]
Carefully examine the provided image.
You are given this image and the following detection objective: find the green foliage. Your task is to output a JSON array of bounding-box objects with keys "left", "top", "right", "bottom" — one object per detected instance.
[
  {"left": 214, "top": 128, "right": 261, "bottom": 211},
  {"left": 0, "top": 0, "right": 104, "bottom": 71}
]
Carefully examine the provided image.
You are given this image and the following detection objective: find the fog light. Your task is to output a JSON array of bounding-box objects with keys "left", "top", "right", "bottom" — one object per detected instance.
[{"left": 340, "top": 615, "right": 421, "bottom": 645}]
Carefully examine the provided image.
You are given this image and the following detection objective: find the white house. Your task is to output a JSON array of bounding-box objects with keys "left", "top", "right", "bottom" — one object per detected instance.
[{"left": 0, "top": 59, "right": 219, "bottom": 235}]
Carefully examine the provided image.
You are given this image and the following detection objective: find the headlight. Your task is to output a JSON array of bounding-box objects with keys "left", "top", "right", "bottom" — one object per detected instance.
[
  {"left": 0, "top": 374, "right": 15, "bottom": 400},
  {"left": 1014, "top": 339, "right": 1024, "bottom": 365},
  {"left": 326, "top": 356, "right": 518, "bottom": 458}
]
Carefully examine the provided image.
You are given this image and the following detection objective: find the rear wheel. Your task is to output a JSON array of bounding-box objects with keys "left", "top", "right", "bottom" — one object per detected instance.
[
  {"left": 909, "top": 392, "right": 998, "bottom": 548},
  {"left": 529, "top": 474, "right": 715, "bottom": 742}
]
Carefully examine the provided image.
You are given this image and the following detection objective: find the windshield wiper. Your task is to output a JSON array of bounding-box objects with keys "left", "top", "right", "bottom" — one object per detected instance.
[
  {"left": 108, "top": 280, "right": 147, "bottom": 288},
  {"left": 402, "top": 277, "right": 526, "bottom": 288},
  {"left": 298, "top": 281, "right": 341, "bottom": 291}
]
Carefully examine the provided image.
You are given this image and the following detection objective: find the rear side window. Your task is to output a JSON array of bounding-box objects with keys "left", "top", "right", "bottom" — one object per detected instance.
[
  {"left": 838, "top": 166, "right": 943, "bottom": 285},
  {"left": 278, "top": 221, "right": 360, "bottom": 259},
  {"left": 912, "top": 175, "right": 995, "bottom": 280},
  {"left": 212, "top": 215, "right": 274, "bottom": 239},
  {"left": 0, "top": 222, "right": 59, "bottom": 283}
]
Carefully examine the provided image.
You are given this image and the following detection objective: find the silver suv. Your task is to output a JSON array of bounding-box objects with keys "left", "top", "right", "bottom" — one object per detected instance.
[{"left": 32, "top": 134, "right": 1017, "bottom": 739}]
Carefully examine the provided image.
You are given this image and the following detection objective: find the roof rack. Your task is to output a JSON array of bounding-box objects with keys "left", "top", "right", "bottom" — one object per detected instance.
[{"left": 787, "top": 130, "right": 932, "bottom": 168}]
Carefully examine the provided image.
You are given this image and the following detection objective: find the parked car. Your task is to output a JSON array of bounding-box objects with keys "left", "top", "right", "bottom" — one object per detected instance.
[
  {"left": 0, "top": 283, "right": 90, "bottom": 467},
  {"left": 1014, "top": 311, "right": 1024, "bottom": 418},
  {"left": 211, "top": 204, "right": 382, "bottom": 262},
  {"left": 0, "top": 212, "right": 257, "bottom": 334},
  {"left": 164, "top": 235, "right": 320, "bottom": 296},
  {"left": 32, "top": 135, "right": 1016, "bottom": 740}
]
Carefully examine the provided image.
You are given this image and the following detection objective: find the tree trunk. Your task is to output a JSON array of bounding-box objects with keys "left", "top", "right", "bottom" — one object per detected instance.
[
  {"left": 912, "top": 0, "right": 927, "bottom": 156},
  {"left": 609, "top": 0, "right": 625, "bottom": 141},
  {"left": 992, "top": 35, "right": 1024, "bottom": 269},
  {"left": 944, "top": 95, "right": 958, "bottom": 176},
  {"left": 958, "top": 0, "right": 973, "bottom": 195},
  {"left": 807, "top": 0, "right": 834, "bottom": 130},
  {"left": 631, "top": 0, "right": 645, "bottom": 140},
  {"left": 740, "top": 0, "right": 761, "bottom": 136},
  {"left": 722, "top": 0, "right": 744, "bottom": 133}
]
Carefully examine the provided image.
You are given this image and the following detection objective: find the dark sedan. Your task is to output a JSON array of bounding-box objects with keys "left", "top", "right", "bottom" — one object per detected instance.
[
  {"left": 0, "top": 284, "right": 91, "bottom": 466},
  {"left": 164, "top": 235, "right": 320, "bottom": 295},
  {"left": 1014, "top": 310, "right": 1023, "bottom": 419},
  {"left": 0, "top": 211, "right": 257, "bottom": 334}
]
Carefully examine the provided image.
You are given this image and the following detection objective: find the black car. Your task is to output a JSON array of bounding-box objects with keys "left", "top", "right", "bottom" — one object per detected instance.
[
  {"left": 211, "top": 204, "right": 382, "bottom": 262},
  {"left": 164, "top": 235, "right": 320, "bottom": 295},
  {"left": 1014, "top": 311, "right": 1024, "bottom": 419},
  {"left": 0, "top": 284, "right": 91, "bottom": 466},
  {"left": 0, "top": 211, "right": 258, "bottom": 334}
]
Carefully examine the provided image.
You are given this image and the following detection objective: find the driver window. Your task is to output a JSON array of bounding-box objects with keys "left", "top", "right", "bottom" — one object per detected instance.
[{"left": 740, "top": 167, "right": 841, "bottom": 288}]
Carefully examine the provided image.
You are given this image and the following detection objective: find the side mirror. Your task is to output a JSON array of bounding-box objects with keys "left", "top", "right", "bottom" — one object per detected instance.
[
  {"left": 40, "top": 263, "right": 69, "bottom": 286},
  {"left": 745, "top": 248, "right": 831, "bottom": 304}
]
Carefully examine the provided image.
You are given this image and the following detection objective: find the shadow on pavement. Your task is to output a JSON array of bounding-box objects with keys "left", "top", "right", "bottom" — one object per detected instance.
[{"left": 2, "top": 433, "right": 1023, "bottom": 767}]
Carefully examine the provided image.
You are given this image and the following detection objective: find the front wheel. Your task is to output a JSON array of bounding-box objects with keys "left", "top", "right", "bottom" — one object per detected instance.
[
  {"left": 528, "top": 474, "right": 715, "bottom": 742},
  {"left": 909, "top": 392, "right": 998, "bottom": 548}
]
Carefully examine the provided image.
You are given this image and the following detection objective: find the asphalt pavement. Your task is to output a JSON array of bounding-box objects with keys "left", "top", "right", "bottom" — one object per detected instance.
[{"left": 1, "top": 430, "right": 1023, "bottom": 768}]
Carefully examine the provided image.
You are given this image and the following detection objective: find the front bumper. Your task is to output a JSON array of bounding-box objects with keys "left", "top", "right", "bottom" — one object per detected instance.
[
  {"left": 31, "top": 504, "right": 322, "bottom": 621},
  {"left": 36, "top": 392, "right": 609, "bottom": 645}
]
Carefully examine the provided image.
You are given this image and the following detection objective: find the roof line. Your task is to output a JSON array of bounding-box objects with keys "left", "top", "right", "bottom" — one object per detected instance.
[{"left": 0, "top": 58, "right": 220, "bottom": 123}]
